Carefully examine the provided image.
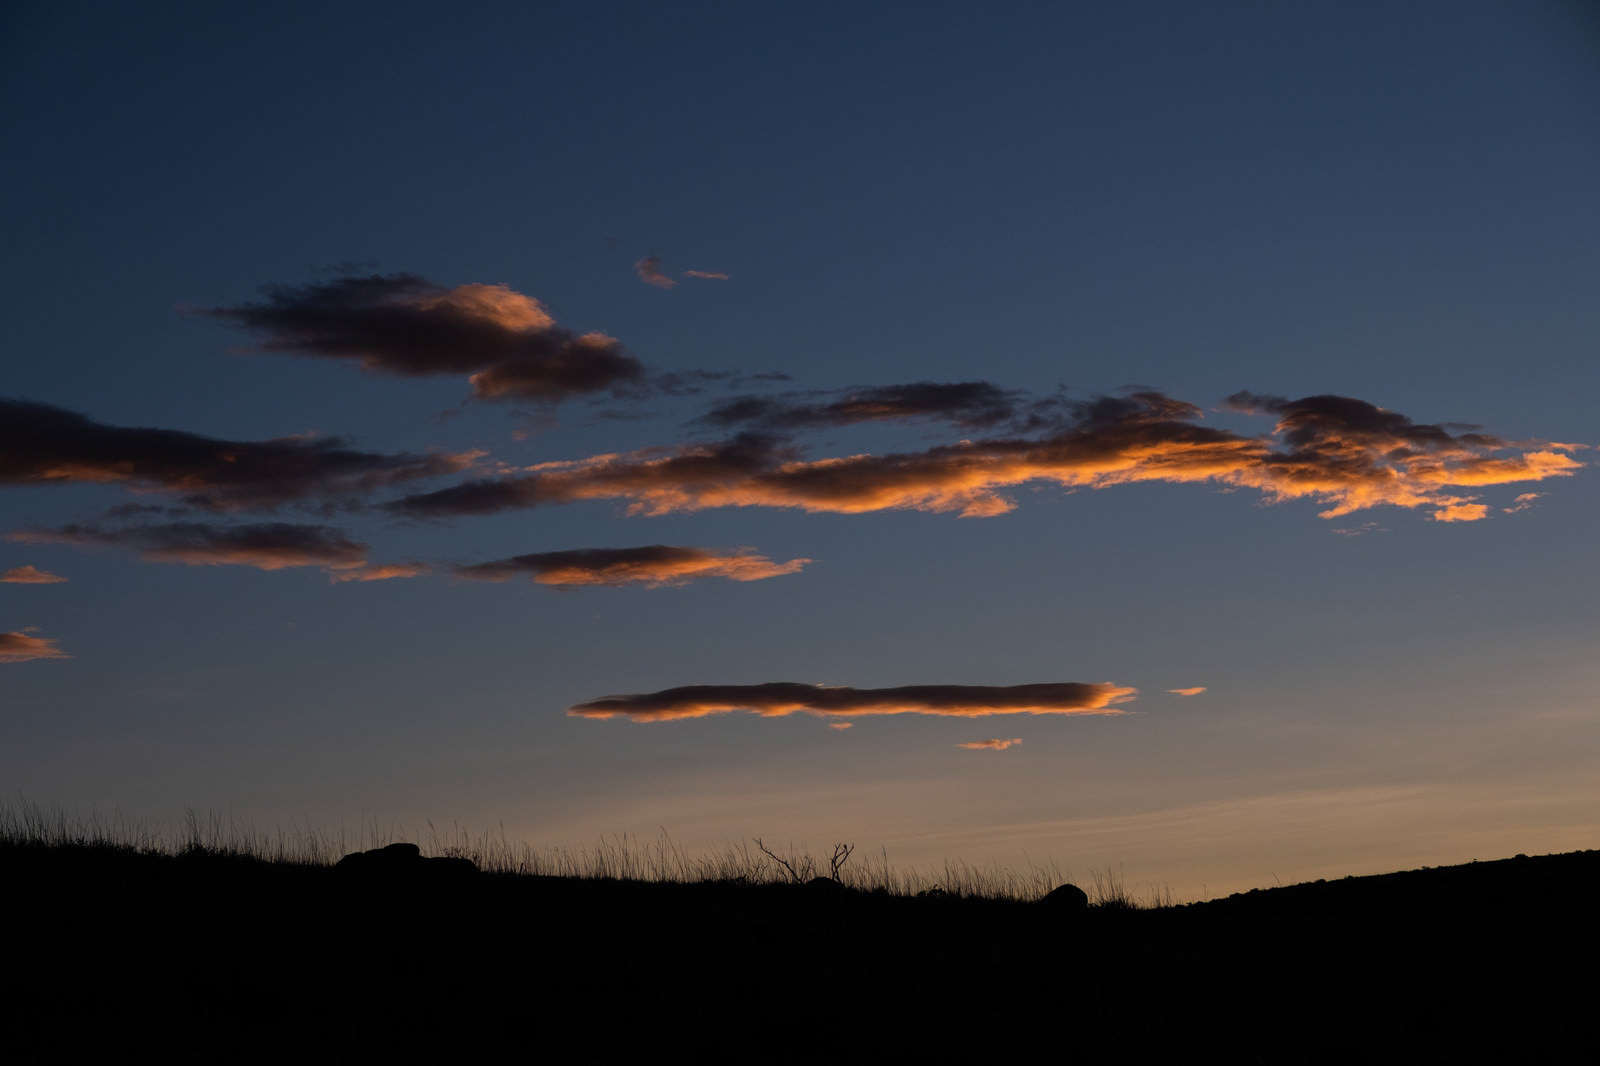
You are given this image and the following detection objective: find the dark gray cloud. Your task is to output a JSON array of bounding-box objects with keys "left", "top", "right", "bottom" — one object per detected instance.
[
  {"left": 1224, "top": 391, "right": 1502, "bottom": 452},
  {"left": 0, "top": 398, "right": 472, "bottom": 511},
  {"left": 454, "top": 544, "right": 810, "bottom": 587},
  {"left": 201, "top": 274, "right": 646, "bottom": 401},
  {"left": 697, "top": 381, "right": 1060, "bottom": 433},
  {"left": 14, "top": 521, "right": 371, "bottom": 573},
  {"left": 571, "top": 681, "right": 1138, "bottom": 721},
  {"left": 391, "top": 432, "right": 787, "bottom": 519}
]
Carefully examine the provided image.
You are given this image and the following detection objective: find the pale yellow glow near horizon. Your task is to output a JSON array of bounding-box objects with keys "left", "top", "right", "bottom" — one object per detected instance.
[{"left": 500, "top": 778, "right": 1600, "bottom": 903}]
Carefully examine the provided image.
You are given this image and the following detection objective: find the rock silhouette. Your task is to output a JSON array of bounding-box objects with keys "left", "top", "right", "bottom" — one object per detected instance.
[
  {"left": 335, "top": 841, "right": 478, "bottom": 877},
  {"left": 1041, "top": 882, "right": 1089, "bottom": 910}
]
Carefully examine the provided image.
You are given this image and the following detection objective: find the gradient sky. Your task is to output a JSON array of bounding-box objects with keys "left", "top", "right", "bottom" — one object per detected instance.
[{"left": 4, "top": 1, "right": 1597, "bottom": 899}]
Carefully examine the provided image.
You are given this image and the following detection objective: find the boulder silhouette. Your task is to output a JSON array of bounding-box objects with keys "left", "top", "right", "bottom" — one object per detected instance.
[
  {"left": 335, "top": 842, "right": 477, "bottom": 877},
  {"left": 1040, "top": 883, "right": 1089, "bottom": 910}
]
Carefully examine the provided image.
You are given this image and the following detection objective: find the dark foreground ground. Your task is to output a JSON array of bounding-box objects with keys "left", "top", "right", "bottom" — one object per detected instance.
[{"left": 7, "top": 842, "right": 1597, "bottom": 1061}]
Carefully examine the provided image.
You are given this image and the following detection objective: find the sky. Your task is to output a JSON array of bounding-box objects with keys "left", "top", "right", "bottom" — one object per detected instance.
[{"left": 3, "top": 1, "right": 1597, "bottom": 900}]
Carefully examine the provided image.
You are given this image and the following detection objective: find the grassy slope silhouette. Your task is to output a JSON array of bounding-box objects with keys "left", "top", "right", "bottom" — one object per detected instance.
[{"left": 6, "top": 807, "right": 1595, "bottom": 1059}]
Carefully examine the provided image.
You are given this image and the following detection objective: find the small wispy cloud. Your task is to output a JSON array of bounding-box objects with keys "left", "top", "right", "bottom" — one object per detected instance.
[
  {"left": 683, "top": 269, "right": 730, "bottom": 281},
  {"left": 1, "top": 565, "right": 67, "bottom": 584},
  {"left": 454, "top": 545, "right": 810, "bottom": 588},
  {"left": 0, "top": 629, "right": 69, "bottom": 663},
  {"left": 956, "top": 737, "right": 1022, "bottom": 750},
  {"left": 325, "top": 562, "right": 430, "bottom": 583},
  {"left": 15, "top": 521, "right": 369, "bottom": 574},
  {"left": 634, "top": 257, "right": 676, "bottom": 289},
  {"left": 1502, "top": 492, "right": 1545, "bottom": 514},
  {"left": 1168, "top": 687, "right": 1206, "bottom": 697},
  {"left": 696, "top": 381, "right": 1032, "bottom": 433},
  {"left": 1431, "top": 503, "right": 1490, "bottom": 523}
]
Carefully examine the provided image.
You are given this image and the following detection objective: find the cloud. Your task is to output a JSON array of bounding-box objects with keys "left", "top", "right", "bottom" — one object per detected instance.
[
  {"left": 0, "top": 398, "right": 473, "bottom": 510},
  {"left": 1331, "top": 522, "right": 1386, "bottom": 537},
  {"left": 956, "top": 738, "right": 1022, "bottom": 750},
  {"left": 697, "top": 382, "right": 1033, "bottom": 432},
  {"left": 569, "top": 681, "right": 1138, "bottom": 722},
  {"left": 1431, "top": 503, "right": 1489, "bottom": 523},
  {"left": 1168, "top": 687, "right": 1206, "bottom": 697},
  {"left": 684, "top": 270, "right": 731, "bottom": 281},
  {"left": 0, "top": 629, "right": 69, "bottom": 662},
  {"left": 1502, "top": 492, "right": 1545, "bottom": 514},
  {"left": 392, "top": 431, "right": 787, "bottom": 518},
  {"left": 454, "top": 545, "right": 811, "bottom": 587},
  {"left": 325, "top": 562, "right": 430, "bottom": 583},
  {"left": 14, "top": 521, "right": 371, "bottom": 573},
  {"left": 1223, "top": 392, "right": 1583, "bottom": 517},
  {"left": 201, "top": 274, "right": 645, "bottom": 401},
  {"left": 828, "top": 722, "right": 854, "bottom": 730},
  {"left": 393, "top": 391, "right": 1579, "bottom": 523},
  {"left": 1, "top": 565, "right": 67, "bottom": 584},
  {"left": 634, "top": 257, "right": 676, "bottom": 290}
]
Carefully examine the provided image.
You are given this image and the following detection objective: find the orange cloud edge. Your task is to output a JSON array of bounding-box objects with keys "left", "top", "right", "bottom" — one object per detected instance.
[{"left": 570, "top": 682, "right": 1138, "bottom": 722}]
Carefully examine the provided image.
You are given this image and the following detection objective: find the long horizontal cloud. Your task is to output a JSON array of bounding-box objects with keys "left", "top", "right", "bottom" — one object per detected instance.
[
  {"left": 201, "top": 274, "right": 645, "bottom": 401},
  {"left": 2, "top": 565, "right": 67, "bottom": 584},
  {"left": 1, "top": 398, "right": 472, "bottom": 510},
  {"left": 455, "top": 545, "right": 810, "bottom": 587},
  {"left": 0, "top": 630, "right": 69, "bottom": 662},
  {"left": 394, "top": 391, "right": 1580, "bottom": 523},
  {"left": 12, "top": 521, "right": 392, "bottom": 577},
  {"left": 957, "top": 737, "right": 1023, "bottom": 750},
  {"left": 698, "top": 381, "right": 1037, "bottom": 432},
  {"left": 570, "top": 681, "right": 1137, "bottom": 721}
]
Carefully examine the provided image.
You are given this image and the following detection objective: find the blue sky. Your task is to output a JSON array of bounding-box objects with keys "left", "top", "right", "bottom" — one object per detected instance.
[{"left": 3, "top": 1, "right": 1597, "bottom": 898}]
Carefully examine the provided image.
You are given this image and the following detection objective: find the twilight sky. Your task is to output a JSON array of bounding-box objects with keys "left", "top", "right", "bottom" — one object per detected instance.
[{"left": 4, "top": 1, "right": 1597, "bottom": 899}]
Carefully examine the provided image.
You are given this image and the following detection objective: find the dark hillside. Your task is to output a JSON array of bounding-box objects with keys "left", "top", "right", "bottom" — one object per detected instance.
[{"left": 7, "top": 842, "right": 1596, "bottom": 1060}]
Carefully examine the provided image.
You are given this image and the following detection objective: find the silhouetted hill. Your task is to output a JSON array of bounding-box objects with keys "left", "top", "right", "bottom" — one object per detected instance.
[{"left": 7, "top": 842, "right": 1595, "bottom": 1060}]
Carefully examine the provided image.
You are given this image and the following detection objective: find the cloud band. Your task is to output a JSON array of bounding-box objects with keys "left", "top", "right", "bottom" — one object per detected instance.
[{"left": 570, "top": 681, "right": 1137, "bottom": 721}]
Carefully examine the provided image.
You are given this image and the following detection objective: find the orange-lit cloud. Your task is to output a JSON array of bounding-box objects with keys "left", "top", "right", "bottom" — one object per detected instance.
[
  {"left": 394, "top": 391, "right": 1580, "bottom": 524},
  {"left": 1332, "top": 522, "right": 1386, "bottom": 537},
  {"left": 0, "top": 629, "right": 69, "bottom": 662},
  {"left": 455, "top": 545, "right": 811, "bottom": 587},
  {"left": 14, "top": 521, "right": 369, "bottom": 572},
  {"left": 956, "top": 737, "right": 1023, "bottom": 750},
  {"left": 202, "top": 274, "right": 646, "bottom": 401},
  {"left": 570, "top": 681, "right": 1137, "bottom": 722},
  {"left": 1, "top": 398, "right": 473, "bottom": 510},
  {"left": 325, "top": 562, "right": 430, "bottom": 583},
  {"left": 828, "top": 722, "right": 854, "bottom": 730},
  {"left": 1430, "top": 503, "right": 1490, "bottom": 523},
  {"left": 684, "top": 269, "right": 731, "bottom": 280},
  {"left": 1168, "top": 687, "right": 1206, "bottom": 697},
  {"left": 634, "top": 257, "right": 676, "bottom": 289},
  {"left": 1502, "top": 492, "right": 1545, "bottom": 514},
  {"left": 2, "top": 565, "right": 67, "bottom": 584}
]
